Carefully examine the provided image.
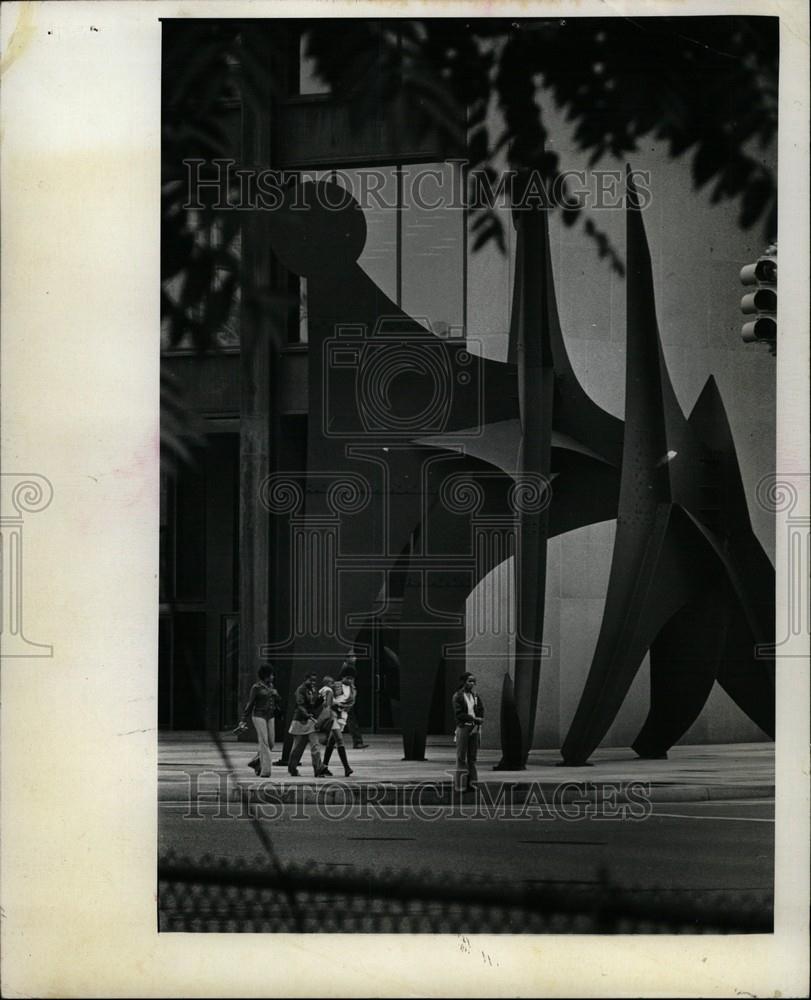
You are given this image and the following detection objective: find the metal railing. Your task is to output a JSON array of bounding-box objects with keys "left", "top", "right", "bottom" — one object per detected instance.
[{"left": 158, "top": 853, "right": 772, "bottom": 934}]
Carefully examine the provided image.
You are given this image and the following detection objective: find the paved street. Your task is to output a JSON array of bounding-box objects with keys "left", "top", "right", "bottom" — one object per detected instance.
[
  {"left": 159, "top": 732, "right": 774, "bottom": 930},
  {"left": 160, "top": 797, "right": 773, "bottom": 898},
  {"left": 158, "top": 736, "right": 774, "bottom": 931}
]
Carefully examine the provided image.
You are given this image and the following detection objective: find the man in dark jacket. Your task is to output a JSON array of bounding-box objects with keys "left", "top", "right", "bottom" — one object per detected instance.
[
  {"left": 452, "top": 672, "right": 484, "bottom": 792},
  {"left": 286, "top": 672, "right": 326, "bottom": 776}
]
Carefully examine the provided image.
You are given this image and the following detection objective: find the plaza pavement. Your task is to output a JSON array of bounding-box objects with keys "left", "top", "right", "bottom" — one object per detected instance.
[{"left": 158, "top": 733, "right": 774, "bottom": 807}]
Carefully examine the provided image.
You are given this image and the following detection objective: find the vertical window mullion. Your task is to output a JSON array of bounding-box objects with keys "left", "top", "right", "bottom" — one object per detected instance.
[
  {"left": 460, "top": 159, "right": 468, "bottom": 338},
  {"left": 396, "top": 164, "right": 403, "bottom": 308}
]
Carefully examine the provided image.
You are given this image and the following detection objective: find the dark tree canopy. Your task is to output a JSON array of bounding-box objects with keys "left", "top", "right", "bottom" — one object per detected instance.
[
  {"left": 302, "top": 17, "right": 777, "bottom": 243},
  {"left": 160, "top": 16, "right": 778, "bottom": 457}
]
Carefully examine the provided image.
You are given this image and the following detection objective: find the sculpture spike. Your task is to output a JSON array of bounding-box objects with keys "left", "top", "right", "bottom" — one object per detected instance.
[
  {"left": 560, "top": 165, "right": 710, "bottom": 763},
  {"left": 507, "top": 194, "right": 554, "bottom": 767}
]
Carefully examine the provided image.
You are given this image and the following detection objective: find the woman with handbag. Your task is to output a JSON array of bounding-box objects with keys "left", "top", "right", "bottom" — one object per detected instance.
[
  {"left": 339, "top": 657, "right": 368, "bottom": 749},
  {"left": 239, "top": 664, "right": 281, "bottom": 778},
  {"left": 317, "top": 675, "right": 353, "bottom": 778}
]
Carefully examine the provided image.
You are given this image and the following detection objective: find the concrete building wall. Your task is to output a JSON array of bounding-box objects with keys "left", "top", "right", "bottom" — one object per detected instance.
[{"left": 466, "top": 97, "right": 776, "bottom": 750}]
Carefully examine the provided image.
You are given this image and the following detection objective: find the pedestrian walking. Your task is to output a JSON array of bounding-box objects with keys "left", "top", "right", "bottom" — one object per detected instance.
[
  {"left": 339, "top": 651, "right": 368, "bottom": 749},
  {"left": 238, "top": 664, "right": 281, "bottom": 778},
  {"left": 319, "top": 675, "right": 354, "bottom": 778},
  {"left": 287, "top": 672, "right": 326, "bottom": 777},
  {"left": 452, "top": 672, "right": 484, "bottom": 793}
]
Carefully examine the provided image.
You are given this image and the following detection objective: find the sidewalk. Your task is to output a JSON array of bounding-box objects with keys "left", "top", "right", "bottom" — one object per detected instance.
[{"left": 158, "top": 733, "right": 775, "bottom": 806}]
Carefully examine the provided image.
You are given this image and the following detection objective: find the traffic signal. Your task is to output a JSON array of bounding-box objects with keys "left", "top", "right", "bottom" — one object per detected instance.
[{"left": 740, "top": 246, "right": 777, "bottom": 345}]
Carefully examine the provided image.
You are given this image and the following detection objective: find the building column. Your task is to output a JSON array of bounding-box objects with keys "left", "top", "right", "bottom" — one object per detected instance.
[{"left": 237, "top": 26, "right": 281, "bottom": 724}]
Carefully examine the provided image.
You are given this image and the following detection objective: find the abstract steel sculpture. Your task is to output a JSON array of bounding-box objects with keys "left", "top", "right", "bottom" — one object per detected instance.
[
  {"left": 266, "top": 180, "right": 517, "bottom": 762},
  {"left": 265, "top": 169, "right": 774, "bottom": 767},
  {"left": 495, "top": 182, "right": 624, "bottom": 767},
  {"left": 560, "top": 169, "right": 775, "bottom": 764}
]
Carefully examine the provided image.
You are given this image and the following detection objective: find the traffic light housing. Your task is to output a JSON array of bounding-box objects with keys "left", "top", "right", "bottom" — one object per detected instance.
[{"left": 740, "top": 247, "right": 777, "bottom": 345}]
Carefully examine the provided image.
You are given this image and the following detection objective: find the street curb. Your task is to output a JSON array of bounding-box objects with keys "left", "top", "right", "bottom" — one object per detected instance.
[{"left": 158, "top": 778, "right": 775, "bottom": 807}]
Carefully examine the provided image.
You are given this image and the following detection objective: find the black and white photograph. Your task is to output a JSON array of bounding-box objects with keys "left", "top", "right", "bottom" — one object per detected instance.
[
  {"left": 157, "top": 10, "right": 783, "bottom": 931},
  {"left": 1, "top": 1, "right": 809, "bottom": 996}
]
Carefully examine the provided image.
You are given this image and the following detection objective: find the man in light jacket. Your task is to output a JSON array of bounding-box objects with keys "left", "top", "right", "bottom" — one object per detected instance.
[{"left": 452, "top": 672, "right": 484, "bottom": 793}]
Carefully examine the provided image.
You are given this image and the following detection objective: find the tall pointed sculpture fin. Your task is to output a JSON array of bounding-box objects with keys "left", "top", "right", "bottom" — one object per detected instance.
[
  {"left": 624, "top": 166, "right": 684, "bottom": 503},
  {"left": 508, "top": 200, "right": 623, "bottom": 466},
  {"left": 508, "top": 197, "right": 554, "bottom": 767},
  {"left": 561, "top": 168, "right": 713, "bottom": 764},
  {"left": 500, "top": 179, "right": 626, "bottom": 768},
  {"left": 688, "top": 375, "right": 775, "bottom": 636},
  {"left": 630, "top": 376, "right": 777, "bottom": 756},
  {"left": 686, "top": 375, "right": 775, "bottom": 737}
]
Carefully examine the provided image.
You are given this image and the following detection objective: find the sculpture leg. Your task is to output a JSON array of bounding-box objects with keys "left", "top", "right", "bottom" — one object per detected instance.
[
  {"left": 632, "top": 580, "right": 729, "bottom": 758},
  {"left": 561, "top": 504, "right": 711, "bottom": 764},
  {"left": 494, "top": 672, "right": 525, "bottom": 770},
  {"left": 716, "top": 601, "right": 776, "bottom": 738},
  {"left": 399, "top": 623, "right": 459, "bottom": 760}
]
